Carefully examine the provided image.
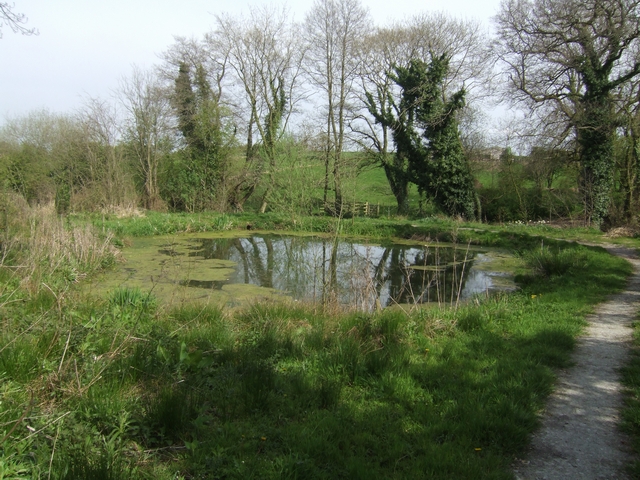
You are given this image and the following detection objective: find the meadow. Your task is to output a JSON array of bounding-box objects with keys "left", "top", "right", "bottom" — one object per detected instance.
[{"left": 0, "top": 200, "right": 635, "bottom": 479}]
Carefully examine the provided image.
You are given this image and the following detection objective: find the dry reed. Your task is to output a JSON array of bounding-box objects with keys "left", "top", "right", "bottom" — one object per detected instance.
[{"left": 2, "top": 200, "right": 119, "bottom": 294}]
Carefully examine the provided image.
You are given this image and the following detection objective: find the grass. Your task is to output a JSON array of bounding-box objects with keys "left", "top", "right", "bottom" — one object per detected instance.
[
  {"left": 622, "top": 319, "right": 640, "bottom": 477},
  {"left": 0, "top": 205, "right": 635, "bottom": 478},
  {"left": 521, "top": 246, "right": 589, "bottom": 278},
  {"left": 74, "top": 208, "right": 617, "bottom": 251}
]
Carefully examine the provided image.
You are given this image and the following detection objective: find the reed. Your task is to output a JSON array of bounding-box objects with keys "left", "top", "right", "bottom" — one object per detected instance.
[{"left": 1, "top": 201, "right": 119, "bottom": 296}]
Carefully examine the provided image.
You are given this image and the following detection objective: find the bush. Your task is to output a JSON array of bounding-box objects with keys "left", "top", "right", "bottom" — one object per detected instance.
[
  {"left": 479, "top": 186, "right": 580, "bottom": 223},
  {"left": 109, "top": 287, "right": 156, "bottom": 310}
]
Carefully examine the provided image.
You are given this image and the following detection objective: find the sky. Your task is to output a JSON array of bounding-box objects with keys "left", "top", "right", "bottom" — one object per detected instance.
[{"left": 0, "top": 0, "right": 502, "bottom": 124}]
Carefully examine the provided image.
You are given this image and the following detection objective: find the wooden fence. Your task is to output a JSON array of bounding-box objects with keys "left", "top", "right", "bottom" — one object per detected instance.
[
  {"left": 347, "top": 201, "right": 384, "bottom": 217},
  {"left": 324, "top": 201, "right": 397, "bottom": 217}
]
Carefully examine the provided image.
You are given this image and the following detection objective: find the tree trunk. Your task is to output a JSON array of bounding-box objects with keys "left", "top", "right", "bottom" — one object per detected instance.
[
  {"left": 577, "top": 94, "right": 615, "bottom": 227},
  {"left": 383, "top": 161, "right": 409, "bottom": 215}
]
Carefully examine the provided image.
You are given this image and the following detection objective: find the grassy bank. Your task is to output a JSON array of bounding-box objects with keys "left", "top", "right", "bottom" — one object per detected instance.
[
  {"left": 0, "top": 209, "right": 635, "bottom": 479},
  {"left": 77, "top": 209, "right": 622, "bottom": 252},
  {"left": 622, "top": 319, "right": 640, "bottom": 477}
]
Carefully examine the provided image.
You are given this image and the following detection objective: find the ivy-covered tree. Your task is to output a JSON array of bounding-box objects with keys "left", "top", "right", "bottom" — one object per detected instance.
[
  {"left": 168, "top": 62, "right": 232, "bottom": 211},
  {"left": 357, "top": 16, "right": 491, "bottom": 215},
  {"left": 174, "top": 62, "right": 197, "bottom": 150},
  {"left": 410, "top": 58, "right": 477, "bottom": 220},
  {"left": 495, "top": 0, "right": 640, "bottom": 227},
  {"left": 367, "top": 55, "right": 478, "bottom": 219},
  {"left": 215, "top": 5, "right": 304, "bottom": 213},
  {"left": 361, "top": 29, "right": 415, "bottom": 214}
]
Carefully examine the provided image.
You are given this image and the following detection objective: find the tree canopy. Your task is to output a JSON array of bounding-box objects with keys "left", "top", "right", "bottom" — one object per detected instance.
[
  {"left": 0, "top": 2, "right": 36, "bottom": 37},
  {"left": 495, "top": 0, "right": 640, "bottom": 225}
]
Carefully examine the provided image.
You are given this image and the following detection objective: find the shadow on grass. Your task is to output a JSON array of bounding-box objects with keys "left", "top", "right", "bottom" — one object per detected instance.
[{"left": 107, "top": 317, "right": 576, "bottom": 479}]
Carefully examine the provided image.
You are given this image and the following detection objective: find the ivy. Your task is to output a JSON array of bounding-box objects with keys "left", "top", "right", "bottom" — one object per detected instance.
[
  {"left": 577, "top": 91, "right": 616, "bottom": 226},
  {"left": 368, "top": 55, "right": 478, "bottom": 220},
  {"left": 167, "top": 63, "right": 233, "bottom": 211}
]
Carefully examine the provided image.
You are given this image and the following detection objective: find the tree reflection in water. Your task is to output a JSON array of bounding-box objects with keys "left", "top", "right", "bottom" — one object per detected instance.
[{"left": 183, "top": 234, "right": 495, "bottom": 310}]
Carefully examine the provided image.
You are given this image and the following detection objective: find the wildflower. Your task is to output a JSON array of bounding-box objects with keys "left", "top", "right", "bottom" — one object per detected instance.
[
  {"left": 531, "top": 294, "right": 537, "bottom": 298},
  {"left": 261, "top": 436, "right": 267, "bottom": 441},
  {"left": 475, "top": 448, "right": 482, "bottom": 451}
]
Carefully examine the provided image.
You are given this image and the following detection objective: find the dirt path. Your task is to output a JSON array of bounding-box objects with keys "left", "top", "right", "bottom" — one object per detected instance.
[{"left": 514, "top": 246, "right": 640, "bottom": 480}]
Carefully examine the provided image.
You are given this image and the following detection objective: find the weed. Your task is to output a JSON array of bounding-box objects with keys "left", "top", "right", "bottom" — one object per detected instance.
[
  {"left": 109, "top": 287, "right": 156, "bottom": 310},
  {"left": 2, "top": 203, "right": 119, "bottom": 298},
  {"left": 457, "top": 310, "right": 485, "bottom": 332},
  {"left": 317, "top": 375, "right": 342, "bottom": 409},
  {"left": 523, "top": 244, "right": 588, "bottom": 278},
  {"left": 212, "top": 214, "right": 233, "bottom": 231},
  {"left": 140, "top": 383, "right": 203, "bottom": 445},
  {"left": 622, "top": 319, "right": 640, "bottom": 477},
  {"left": 240, "top": 360, "right": 276, "bottom": 412}
]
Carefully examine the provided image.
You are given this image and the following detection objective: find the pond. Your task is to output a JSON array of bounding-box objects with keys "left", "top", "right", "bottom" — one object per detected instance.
[{"left": 87, "top": 233, "right": 518, "bottom": 310}]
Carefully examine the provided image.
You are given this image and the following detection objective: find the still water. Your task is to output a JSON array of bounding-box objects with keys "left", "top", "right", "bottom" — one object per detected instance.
[{"left": 89, "top": 233, "right": 517, "bottom": 309}]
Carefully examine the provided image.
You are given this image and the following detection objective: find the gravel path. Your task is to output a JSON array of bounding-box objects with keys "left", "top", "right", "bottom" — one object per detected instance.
[{"left": 514, "top": 246, "right": 640, "bottom": 480}]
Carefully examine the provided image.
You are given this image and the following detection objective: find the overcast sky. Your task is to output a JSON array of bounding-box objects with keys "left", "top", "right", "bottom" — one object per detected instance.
[{"left": 0, "top": 0, "right": 502, "bottom": 124}]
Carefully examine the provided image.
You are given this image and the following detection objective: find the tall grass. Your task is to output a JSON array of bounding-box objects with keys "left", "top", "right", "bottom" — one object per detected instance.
[
  {"left": 79, "top": 209, "right": 616, "bottom": 256},
  {"left": 1, "top": 200, "right": 119, "bottom": 296},
  {"left": 522, "top": 244, "right": 588, "bottom": 278}
]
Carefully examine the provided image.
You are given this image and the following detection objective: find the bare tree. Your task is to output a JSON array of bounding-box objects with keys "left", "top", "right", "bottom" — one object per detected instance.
[
  {"left": 0, "top": 110, "right": 82, "bottom": 206},
  {"left": 0, "top": 2, "right": 36, "bottom": 37},
  {"left": 403, "top": 13, "right": 493, "bottom": 99},
  {"left": 495, "top": 0, "right": 640, "bottom": 226},
  {"left": 213, "top": 5, "right": 306, "bottom": 213},
  {"left": 77, "top": 98, "right": 137, "bottom": 209},
  {"left": 0, "top": 109, "right": 73, "bottom": 149},
  {"left": 304, "top": 0, "right": 371, "bottom": 215},
  {"left": 119, "top": 67, "right": 174, "bottom": 210}
]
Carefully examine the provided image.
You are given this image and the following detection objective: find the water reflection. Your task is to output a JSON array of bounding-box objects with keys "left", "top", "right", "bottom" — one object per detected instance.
[{"left": 170, "top": 234, "right": 508, "bottom": 309}]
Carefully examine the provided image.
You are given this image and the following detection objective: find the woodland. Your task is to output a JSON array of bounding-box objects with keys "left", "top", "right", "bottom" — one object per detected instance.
[{"left": 2, "top": 0, "right": 640, "bottom": 228}]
